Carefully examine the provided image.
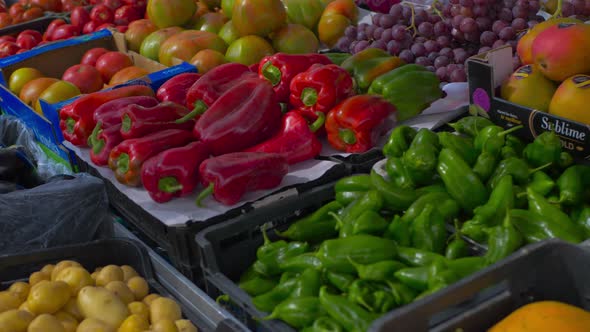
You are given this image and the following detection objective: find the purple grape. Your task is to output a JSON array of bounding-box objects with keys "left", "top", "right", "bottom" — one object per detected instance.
[
  {"left": 379, "top": 14, "right": 396, "bottom": 28},
  {"left": 498, "top": 8, "right": 513, "bottom": 22},
  {"left": 414, "top": 9, "right": 429, "bottom": 25},
  {"left": 492, "top": 39, "right": 506, "bottom": 48},
  {"left": 336, "top": 37, "right": 353, "bottom": 52},
  {"left": 460, "top": 0, "right": 473, "bottom": 6},
  {"left": 415, "top": 56, "right": 432, "bottom": 66},
  {"left": 354, "top": 40, "right": 370, "bottom": 53},
  {"left": 381, "top": 28, "right": 393, "bottom": 42},
  {"left": 507, "top": 40, "right": 518, "bottom": 51},
  {"left": 492, "top": 20, "right": 508, "bottom": 34},
  {"left": 452, "top": 15, "right": 465, "bottom": 28},
  {"left": 402, "top": 6, "right": 413, "bottom": 20},
  {"left": 357, "top": 31, "right": 368, "bottom": 40},
  {"left": 503, "top": 0, "right": 515, "bottom": 7},
  {"left": 447, "top": 63, "right": 458, "bottom": 72},
  {"left": 478, "top": 46, "right": 491, "bottom": 54},
  {"left": 475, "top": 17, "right": 492, "bottom": 31},
  {"left": 433, "top": 21, "right": 449, "bottom": 36},
  {"left": 373, "top": 27, "right": 385, "bottom": 40},
  {"left": 386, "top": 40, "right": 402, "bottom": 55},
  {"left": 450, "top": 0, "right": 459, "bottom": 4},
  {"left": 479, "top": 30, "right": 497, "bottom": 46},
  {"left": 460, "top": 17, "right": 477, "bottom": 33},
  {"left": 389, "top": 3, "right": 403, "bottom": 18},
  {"left": 371, "top": 40, "right": 387, "bottom": 50},
  {"left": 399, "top": 49, "right": 415, "bottom": 63},
  {"left": 450, "top": 4, "right": 462, "bottom": 16},
  {"left": 511, "top": 18, "right": 527, "bottom": 31},
  {"left": 358, "top": 23, "right": 369, "bottom": 31},
  {"left": 527, "top": 20, "right": 539, "bottom": 29},
  {"left": 528, "top": 0, "right": 540, "bottom": 12},
  {"left": 499, "top": 26, "right": 515, "bottom": 40},
  {"left": 429, "top": 14, "right": 442, "bottom": 24},
  {"left": 424, "top": 40, "right": 440, "bottom": 52},
  {"left": 464, "top": 31, "right": 480, "bottom": 43},
  {"left": 392, "top": 26, "right": 407, "bottom": 41},
  {"left": 472, "top": 5, "right": 488, "bottom": 17},
  {"left": 460, "top": 6, "right": 474, "bottom": 17},
  {"left": 451, "top": 28, "right": 465, "bottom": 41},
  {"left": 345, "top": 26, "right": 357, "bottom": 38},
  {"left": 450, "top": 68, "right": 467, "bottom": 82},
  {"left": 474, "top": 0, "right": 487, "bottom": 4},
  {"left": 512, "top": 6, "right": 528, "bottom": 19},
  {"left": 366, "top": 25, "right": 377, "bottom": 38},
  {"left": 350, "top": 40, "right": 359, "bottom": 52},
  {"left": 440, "top": 47, "right": 453, "bottom": 58},
  {"left": 427, "top": 66, "right": 436, "bottom": 72},
  {"left": 411, "top": 43, "right": 427, "bottom": 57},
  {"left": 372, "top": 13, "right": 383, "bottom": 26},
  {"left": 435, "top": 66, "right": 448, "bottom": 81},
  {"left": 434, "top": 55, "right": 450, "bottom": 68},
  {"left": 512, "top": 55, "right": 521, "bottom": 70},
  {"left": 415, "top": 36, "right": 428, "bottom": 43},
  {"left": 418, "top": 22, "right": 434, "bottom": 37},
  {"left": 437, "top": 35, "right": 451, "bottom": 48},
  {"left": 453, "top": 48, "right": 468, "bottom": 64}
]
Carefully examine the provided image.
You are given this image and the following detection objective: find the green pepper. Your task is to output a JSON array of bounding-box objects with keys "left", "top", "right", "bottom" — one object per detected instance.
[
  {"left": 402, "top": 191, "right": 460, "bottom": 223},
  {"left": 384, "top": 215, "right": 411, "bottom": 246},
  {"left": 472, "top": 151, "right": 498, "bottom": 182},
  {"left": 348, "top": 279, "right": 396, "bottom": 313},
  {"left": 487, "top": 157, "right": 551, "bottom": 190},
  {"left": 394, "top": 266, "right": 429, "bottom": 292},
  {"left": 512, "top": 185, "right": 528, "bottom": 209},
  {"left": 348, "top": 258, "right": 407, "bottom": 281},
  {"left": 410, "top": 128, "right": 441, "bottom": 149},
  {"left": 336, "top": 190, "right": 383, "bottom": 238},
  {"left": 334, "top": 175, "right": 374, "bottom": 206},
  {"left": 484, "top": 211, "right": 523, "bottom": 265},
  {"left": 448, "top": 116, "right": 494, "bottom": 137},
  {"left": 574, "top": 206, "right": 590, "bottom": 237},
  {"left": 291, "top": 268, "right": 322, "bottom": 298},
  {"left": 368, "top": 64, "right": 442, "bottom": 121},
  {"left": 323, "top": 52, "right": 352, "bottom": 66},
  {"left": 383, "top": 125, "right": 417, "bottom": 158},
  {"left": 341, "top": 48, "right": 405, "bottom": 92},
  {"left": 445, "top": 221, "right": 470, "bottom": 260},
  {"left": 414, "top": 183, "right": 447, "bottom": 196},
  {"left": 350, "top": 210, "right": 388, "bottom": 236},
  {"left": 385, "top": 157, "right": 416, "bottom": 189},
  {"left": 256, "top": 226, "right": 288, "bottom": 261},
  {"left": 386, "top": 281, "right": 417, "bottom": 306},
  {"left": 410, "top": 203, "right": 447, "bottom": 254},
  {"left": 396, "top": 246, "right": 447, "bottom": 267},
  {"left": 459, "top": 220, "right": 488, "bottom": 243},
  {"left": 523, "top": 131, "right": 562, "bottom": 168},
  {"left": 427, "top": 259, "right": 460, "bottom": 290},
  {"left": 437, "top": 148, "right": 488, "bottom": 212},
  {"left": 254, "top": 239, "right": 309, "bottom": 277},
  {"left": 469, "top": 175, "right": 515, "bottom": 228},
  {"left": 556, "top": 165, "right": 590, "bottom": 206},
  {"left": 558, "top": 151, "right": 574, "bottom": 169},
  {"left": 264, "top": 296, "right": 325, "bottom": 329},
  {"left": 447, "top": 256, "right": 486, "bottom": 278},
  {"left": 316, "top": 235, "right": 397, "bottom": 273},
  {"left": 510, "top": 209, "right": 584, "bottom": 244},
  {"left": 369, "top": 170, "right": 418, "bottom": 211},
  {"left": 474, "top": 125, "right": 523, "bottom": 156},
  {"left": 279, "top": 253, "right": 323, "bottom": 273},
  {"left": 280, "top": 271, "right": 300, "bottom": 284},
  {"left": 402, "top": 144, "right": 439, "bottom": 185},
  {"left": 277, "top": 201, "right": 342, "bottom": 242},
  {"left": 505, "top": 134, "right": 525, "bottom": 157},
  {"left": 310, "top": 316, "right": 344, "bottom": 332},
  {"left": 438, "top": 132, "right": 478, "bottom": 166},
  {"left": 501, "top": 146, "right": 518, "bottom": 159},
  {"left": 325, "top": 271, "right": 355, "bottom": 293},
  {"left": 252, "top": 278, "right": 298, "bottom": 312},
  {"left": 319, "top": 287, "right": 376, "bottom": 332},
  {"left": 239, "top": 274, "right": 279, "bottom": 297},
  {"left": 528, "top": 171, "right": 555, "bottom": 197}
]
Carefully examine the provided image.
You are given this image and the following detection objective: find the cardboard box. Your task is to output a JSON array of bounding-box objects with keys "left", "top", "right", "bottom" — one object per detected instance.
[{"left": 467, "top": 45, "right": 590, "bottom": 162}]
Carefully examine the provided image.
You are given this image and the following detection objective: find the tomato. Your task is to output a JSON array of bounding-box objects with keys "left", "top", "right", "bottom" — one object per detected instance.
[
  {"left": 70, "top": 6, "right": 90, "bottom": 29},
  {"left": 50, "top": 24, "right": 80, "bottom": 41},
  {"left": 9, "top": 67, "right": 44, "bottom": 95},
  {"left": 44, "top": 18, "right": 66, "bottom": 40},
  {"left": 122, "top": 0, "right": 146, "bottom": 10},
  {"left": 34, "top": 80, "right": 81, "bottom": 114},
  {"left": 225, "top": 35, "right": 274, "bottom": 65},
  {"left": 31, "top": 0, "right": 61, "bottom": 12},
  {"left": 147, "top": 0, "right": 196, "bottom": 29},
  {"left": 113, "top": 4, "right": 142, "bottom": 25},
  {"left": 95, "top": 22, "right": 115, "bottom": 31},
  {"left": 271, "top": 24, "right": 318, "bottom": 54},
  {"left": 232, "top": 0, "right": 286, "bottom": 37},
  {"left": 218, "top": 20, "right": 239, "bottom": 45},
  {"left": 0, "top": 41, "right": 21, "bottom": 58},
  {"left": 282, "top": 0, "right": 323, "bottom": 31},
  {"left": 221, "top": 0, "right": 234, "bottom": 19},
  {"left": 322, "top": 0, "right": 358, "bottom": 22},
  {"left": 0, "top": 13, "right": 12, "bottom": 28},
  {"left": 19, "top": 77, "right": 59, "bottom": 106},
  {"left": 115, "top": 25, "right": 128, "bottom": 32},
  {"left": 0, "top": 36, "right": 16, "bottom": 44},
  {"left": 190, "top": 49, "right": 227, "bottom": 74},
  {"left": 317, "top": 13, "right": 350, "bottom": 48},
  {"left": 139, "top": 26, "right": 182, "bottom": 61},
  {"left": 19, "top": 30, "right": 43, "bottom": 43},
  {"left": 16, "top": 34, "right": 38, "bottom": 49},
  {"left": 90, "top": 4, "right": 114, "bottom": 25},
  {"left": 22, "top": 6, "right": 43, "bottom": 21},
  {"left": 192, "top": 12, "right": 227, "bottom": 34},
  {"left": 108, "top": 66, "right": 149, "bottom": 86},
  {"left": 61, "top": 0, "right": 87, "bottom": 11},
  {"left": 125, "top": 19, "right": 157, "bottom": 52},
  {"left": 101, "top": 0, "right": 121, "bottom": 10},
  {"left": 158, "top": 30, "right": 227, "bottom": 66}
]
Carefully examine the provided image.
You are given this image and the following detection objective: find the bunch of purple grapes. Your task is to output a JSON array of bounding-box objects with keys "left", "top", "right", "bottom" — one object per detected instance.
[{"left": 335, "top": 0, "right": 578, "bottom": 83}]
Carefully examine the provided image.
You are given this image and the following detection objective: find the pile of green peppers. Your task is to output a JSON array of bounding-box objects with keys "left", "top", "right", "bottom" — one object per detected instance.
[{"left": 237, "top": 116, "right": 590, "bottom": 332}]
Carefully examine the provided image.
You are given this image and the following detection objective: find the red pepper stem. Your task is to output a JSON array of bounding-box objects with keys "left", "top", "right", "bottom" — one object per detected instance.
[
  {"left": 88, "top": 122, "right": 105, "bottom": 154},
  {"left": 261, "top": 62, "right": 282, "bottom": 87},
  {"left": 177, "top": 100, "right": 208, "bottom": 124},
  {"left": 116, "top": 153, "right": 130, "bottom": 175},
  {"left": 301, "top": 87, "right": 318, "bottom": 107},
  {"left": 158, "top": 176, "right": 183, "bottom": 193},
  {"left": 66, "top": 117, "right": 76, "bottom": 133},
  {"left": 339, "top": 128, "right": 357, "bottom": 145},
  {"left": 195, "top": 182, "right": 214, "bottom": 207},
  {"left": 309, "top": 112, "right": 326, "bottom": 133},
  {"left": 121, "top": 114, "right": 132, "bottom": 133}
]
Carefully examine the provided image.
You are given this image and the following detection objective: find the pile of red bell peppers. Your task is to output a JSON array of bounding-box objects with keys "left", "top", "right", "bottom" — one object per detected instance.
[{"left": 58, "top": 53, "right": 400, "bottom": 206}]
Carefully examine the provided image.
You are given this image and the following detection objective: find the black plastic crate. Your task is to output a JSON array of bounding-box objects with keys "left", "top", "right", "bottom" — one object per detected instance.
[{"left": 370, "top": 239, "right": 590, "bottom": 331}]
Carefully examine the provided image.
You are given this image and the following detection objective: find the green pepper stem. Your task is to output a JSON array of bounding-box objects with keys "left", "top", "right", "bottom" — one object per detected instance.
[
  {"left": 177, "top": 100, "right": 208, "bottom": 124},
  {"left": 339, "top": 129, "right": 357, "bottom": 145},
  {"left": 216, "top": 294, "right": 230, "bottom": 304},
  {"left": 158, "top": 176, "right": 183, "bottom": 193},
  {"left": 328, "top": 212, "right": 344, "bottom": 230},
  {"left": 195, "top": 183, "right": 214, "bottom": 207},
  {"left": 280, "top": 103, "right": 289, "bottom": 114},
  {"left": 121, "top": 114, "right": 132, "bottom": 132},
  {"left": 66, "top": 117, "right": 76, "bottom": 134},
  {"left": 261, "top": 62, "right": 282, "bottom": 87},
  {"left": 529, "top": 162, "right": 553, "bottom": 175},
  {"left": 301, "top": 87, "right": 318, "bottom": 107},
  {"left": 498, "top": 125, "right": 523, "bottom": 137},
  {"left": 261, "top": 223, "right": 271, "bottom": 245},
  {"left": 116, "top": 153, "right": 130, "bottom": 175},
  {"left": 309, "top": 112, "right": 326, "bottom": 133},
  {"left": 87, "top": 122, "right": 102, "bottom": 148}
]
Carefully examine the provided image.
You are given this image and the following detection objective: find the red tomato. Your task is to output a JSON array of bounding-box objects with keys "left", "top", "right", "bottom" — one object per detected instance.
[
  {"left": 21, "top": 6, "right": 43, "bottom": 20},
  {"left": 0, "top": 12, "right": 12, "bottom": 28},
  {"left": 30, "top": 0, "right": 61, "bottom": 12},
  {"left": 115, "top": 25, "right": 128, "bottom": 33},
  {"left": 44, "top": 18, "right": 66, "bottom": 40},
  {"left": 90, "top": 4, "right": 114, "bottom": 24},
  {"left": 80, "top": 47, "right": 109, "bottom": 66},
  {"left": 0, "top": 42, "right": 21, "bottom": 58},
  {"left": 82, "top": 20, "right": 99, "bottom": 34},
  {"left": 94, "top": 22, "right": 115, "bottom": 31},
  {"left": 113, "top": 4, "right": 141, "bottom": 25},
  {"left": 61, "top": 0, "right": 86, "bottom": 11},
  {"left": 51, "top": 24, "right": 80, "bottom": 41},
  {"left": 16, "top": 34, "right": 38, "bottom": 49},
  {"left": 70, "top": 6, "right": 90, "bottom": 29},
  {"left": 0, "top": 35, "right": 16, "bottom": 44},
  {"left": 19, "top": 30, "right": 43, "bottom": 44},
  {"left": 100, "top": 0, "right": 121, "bottom": 9}
]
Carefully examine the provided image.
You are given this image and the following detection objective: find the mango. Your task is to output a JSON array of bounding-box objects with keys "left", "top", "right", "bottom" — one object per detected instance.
[
  {"left": 516, "top": 17, "right": 581, "bottom": 65},
  {"left": 501, "top": 64, "right": 558, "bottom": 112},
  {"left": 549, "top": 74, "right": 590, "bottom": 125}
]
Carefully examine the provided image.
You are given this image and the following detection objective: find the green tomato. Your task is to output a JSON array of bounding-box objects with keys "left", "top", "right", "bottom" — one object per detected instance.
[
  {"left": 218, "top": 20, "right": 240, "bottom": 45},
  {"left": 283, "top": 0, "right": 324, "bottom": 31},
  {"left": 271, "top": 24, "right": 319, "bottom": 54},
  {"left": 221, "top": 0, "right": 235, "bottom": 19},
  {"left": 225, "top": 35, "right": 274, "bottom": 65}
]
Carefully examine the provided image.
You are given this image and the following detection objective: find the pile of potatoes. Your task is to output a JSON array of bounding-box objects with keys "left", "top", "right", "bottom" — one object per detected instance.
[{"left": 0, "top": 260, "right": 198, "bottom": 332}]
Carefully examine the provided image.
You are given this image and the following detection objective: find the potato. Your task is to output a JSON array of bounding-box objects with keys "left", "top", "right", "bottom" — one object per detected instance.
[
  {"left": 142, "top": 294, "right": 160, "bottom": 307},
  {"left": 56, "top": 267, "right": 94, "bottom": 295},
  {"left": 77, "top": 286, "right": 129, "bottom": 328},
  {"left": 41, "top": 264, "right": 55, "bottom": 277},
  {"left": 95, "top": 266, "right": 124, "bottom": 287},
  {"left": 128, "top": 302, "right": 150, "bottom": 322},
  {"left": 55, "top": 311, "right": 78, "bottom": 332},
  {"left": 120, "top": 266, "right": 139, "bottom": 282},
  {"left": 0, "top": 290, "right": 23, "bottom": 312},
  {"left": 76, "top": 318, "right": 115, "bottom": 332},
  {"left": 63, "top": 298, "right": 83, "bottom": 321},
  {"left": 18, "top": 301, "right": 34, "bottom": 315},
  {"left": 9, "top": 282, "right": 31, "bottom": 302},
  {"left": 117, "top": 314, "right": 149, "bottom": 332},
  {"left": 127, "top": 277, "right": 149, "bottom": 301},
  {"left": 29, "top": 272, "right": 48, "bottom": 286},
  {"left": 0, "top": 309, "right": 33, "bottom": 332},
  {"left": 28, "top": 313, "right": 66, "bottom": 332},
  {"left": 90, "top": 272, "right": 99, "bottom": 281},
  {"left": 52, "top": 261, "right": 82, "bottom": 281},
  {"left": 175, "top": 320, "right": 197, "bottom": 332},
  {"left": 27, "top": 281, "right": 71, "bottom": 314},
  {"left": 149, "top": 298, "right": 181, "bottom": 324},
  {"left": 151, "top": 319, "right": 178, "bottom": 332},
  {"left": 105, "top": 281, "right": 135, "bottom": 304}
]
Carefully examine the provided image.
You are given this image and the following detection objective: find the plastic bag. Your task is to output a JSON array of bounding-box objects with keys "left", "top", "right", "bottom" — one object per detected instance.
[
  {"left": 0, "top": 173, "right": 109, "bottom": 255},
  {"left": 0, "top": 115, "right": 71, "bottom": 179}
]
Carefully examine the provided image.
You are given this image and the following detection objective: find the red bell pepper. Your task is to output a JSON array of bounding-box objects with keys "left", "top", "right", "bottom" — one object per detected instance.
[
  {"left": 245, "top": 111, "right": 325, "bottom": 165},
  {"left": 141, "top": 141, "right": 210, "bottom": 203},
  {"left": 108, "top": 129, "right": 194, "bottom": 186},
  {"left": 185, "top": 63, "right": 257, "bottom": 117},
  {"left": 194, "top": 78, "right": 282, "bottom": 156},
  {"left": 89, "top": 124, "right": 124, "bottom": 166},
  {"left": 289, "top": 64, "right": 355, "bottom": 116},
  {"left": 325, "top": 95, "right": 397, "bottom": 153},
  {"left": 156, "top": 73, "right": 201, "bottom": 106},
  {"left": 120, "top": 101, "right": 196, "bottom": 140},
  {"left": 258, "top": 53, "right": 331, "bottom": 102},
  {"left": 249, "top": 63, "right": 260, "bottom": 73},
  {"left": 59, "top": 85, "right": 155, "bottom": 146},
  {"left": 196, "top": 152, "right": 289, "bottom": 206}
]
